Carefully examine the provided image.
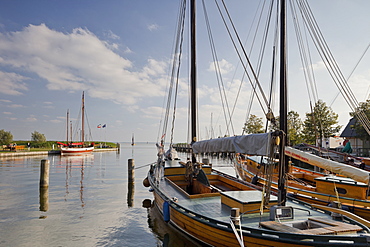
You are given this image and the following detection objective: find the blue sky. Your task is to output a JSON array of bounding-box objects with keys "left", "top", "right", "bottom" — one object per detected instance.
[{"left": 0, "top": 0, "right": 369, "bottom": 143}]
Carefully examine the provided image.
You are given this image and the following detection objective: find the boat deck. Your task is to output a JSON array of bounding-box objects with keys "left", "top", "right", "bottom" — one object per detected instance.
[{"left": 156, "top": 161, "right": 341, "bottom": 230}]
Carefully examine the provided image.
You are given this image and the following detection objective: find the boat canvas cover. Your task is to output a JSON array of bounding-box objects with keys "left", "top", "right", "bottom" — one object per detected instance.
[
  {"left": 285, "top": 146, "right": 370, "bottom": 184},
  {"left": 192, "top": 133, "right": 270, "bottom": 156}
]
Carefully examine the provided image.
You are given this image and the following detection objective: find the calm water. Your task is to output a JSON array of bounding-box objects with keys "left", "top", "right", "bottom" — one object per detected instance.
[{"left": 0, "top": 143, "right": 235, "bottom": 247}]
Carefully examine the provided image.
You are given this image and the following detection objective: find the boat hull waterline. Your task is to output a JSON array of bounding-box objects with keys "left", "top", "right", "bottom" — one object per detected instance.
[{"left": 147, "top": 163, "right": 370, "bottom": 247}]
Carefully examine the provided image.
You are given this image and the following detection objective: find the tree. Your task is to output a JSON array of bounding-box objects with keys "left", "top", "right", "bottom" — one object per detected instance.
[
  {"left": 269, "top": 111, "right": 303, "bottom": 146},
  {"left": 0, "top": 129, "right": 13, "bottom": 145},
  {"left": 31, "top": 131, "right": 46, "bottom": 143},
  {"left": 243, "top": 114, "right": 264, "bottom": 134},
  {"left": 350, "top": 99, "right": 370, "bottom": 141},
  {"left": 287, "top": 111, "right": 304, "bottom": 146},
  {"left": 302, "top": 100, "right": 341, "bottom": 146}
]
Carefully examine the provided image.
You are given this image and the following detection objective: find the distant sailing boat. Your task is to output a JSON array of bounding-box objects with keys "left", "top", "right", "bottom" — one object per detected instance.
[
  {"left": 57, "top": 91, "right": 94, "bottom": 155},
  {"left": 131, "top": 134, "right": 135, "bottom": 146}
]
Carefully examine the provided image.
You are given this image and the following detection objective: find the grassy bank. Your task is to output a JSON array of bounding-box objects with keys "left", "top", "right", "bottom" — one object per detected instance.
[{"left": 0, "top": 141, "right": 118, "bottom": 152}]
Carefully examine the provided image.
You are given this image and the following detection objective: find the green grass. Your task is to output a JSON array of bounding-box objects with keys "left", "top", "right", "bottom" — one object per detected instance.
[{"left": 1, "top": 141, "right": 118, "bottom": 152}]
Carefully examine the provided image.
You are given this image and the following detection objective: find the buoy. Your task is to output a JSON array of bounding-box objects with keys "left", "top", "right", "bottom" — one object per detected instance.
[
  {"left": 143, "top": 177, "right": 150, "bottom": 187},
  {"left": 163, "top": 201, "right": 170, "bottom": 222}
]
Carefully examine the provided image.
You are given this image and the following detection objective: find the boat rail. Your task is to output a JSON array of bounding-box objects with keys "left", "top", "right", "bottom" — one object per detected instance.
[{"left": 148, "top": 169, "right": 370, "bottom": 246}]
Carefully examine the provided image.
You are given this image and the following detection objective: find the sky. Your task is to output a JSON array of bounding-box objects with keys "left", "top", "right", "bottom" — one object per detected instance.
[{"left": 0, "top": 0, "right": 369, "bottom": 144}]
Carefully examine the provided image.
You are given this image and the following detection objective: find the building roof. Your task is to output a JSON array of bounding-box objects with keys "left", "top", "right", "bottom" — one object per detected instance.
[{"left": 340, "top": 118, "right": 358, "bottom": 137}]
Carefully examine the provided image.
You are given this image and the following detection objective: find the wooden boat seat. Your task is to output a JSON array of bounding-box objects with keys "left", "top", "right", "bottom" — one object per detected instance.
[
  {"left": 260, "top": 217, "right": 362, "bottom": 235},
  {"left": 259, "top": 221, "right": 301, "bottom": 233}
]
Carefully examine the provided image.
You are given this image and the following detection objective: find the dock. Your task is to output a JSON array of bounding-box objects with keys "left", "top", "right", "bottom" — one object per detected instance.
[{"left": 0, "top": 148, "right": 117, "bottom": 157}]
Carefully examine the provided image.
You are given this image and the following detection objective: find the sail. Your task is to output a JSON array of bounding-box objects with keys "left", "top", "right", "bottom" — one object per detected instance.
[
  {"left": 285, "top": 146, "right": 370, "bottom": 184},
  {"left": 192, "top": 133, "right": 270, "bottom": 156}
]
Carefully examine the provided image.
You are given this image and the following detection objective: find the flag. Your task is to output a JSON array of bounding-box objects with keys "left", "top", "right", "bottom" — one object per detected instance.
[
  {"left": 102, "top": 124, "right": 106, "bottom": 128},
  {"left": 97, "top": 124, "right": 101, "bottom": 128}
]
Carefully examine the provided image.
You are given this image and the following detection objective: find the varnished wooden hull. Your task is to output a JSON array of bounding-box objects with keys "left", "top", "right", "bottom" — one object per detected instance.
[
  {"left": 148, "top": 166, "right": 370, "bottom": 247},
  {"left": 236, "top": 158, "right": 370, "bottom": 220}
]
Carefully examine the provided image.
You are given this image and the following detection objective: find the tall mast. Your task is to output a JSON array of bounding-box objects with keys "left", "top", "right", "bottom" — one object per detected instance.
[
  {"left": 190, "top": 0, "right": 197, "bottom": 144},
  {"left": 66, "top": 109, "right": 69, "bottom": 143},
  {"left": 278, "top": 0, "right": 288, "bottom": 205},
  {"left": 82, "top": 91, "right": 85, "bottom": 143}
]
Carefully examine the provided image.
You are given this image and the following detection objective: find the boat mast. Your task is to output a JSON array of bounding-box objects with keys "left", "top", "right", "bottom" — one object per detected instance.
[
  {"left": 190, "top": 0, "right": 197, "bottom": 145},
  {"left": 278, "top": 0, "right": 288, "bottom": 206},
  {"left": 66, "top": 109, "right": 69, "bottom": 143},
  {"left": 82, "top": 91, "right": 85, "bottom": 144}
]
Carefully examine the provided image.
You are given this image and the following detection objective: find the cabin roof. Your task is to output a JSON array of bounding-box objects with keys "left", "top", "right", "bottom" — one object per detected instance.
[{"left": 340, "top": 118, "right": 358, "bottom": 138}]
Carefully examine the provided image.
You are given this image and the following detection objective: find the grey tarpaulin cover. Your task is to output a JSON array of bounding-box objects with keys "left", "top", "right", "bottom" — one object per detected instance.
[{"left": 192, "top": 133, "right": 270, "bottom": 156}]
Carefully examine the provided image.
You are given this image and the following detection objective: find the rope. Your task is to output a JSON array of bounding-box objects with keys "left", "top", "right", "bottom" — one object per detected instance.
[
  {"left": 295, "top": 0, "right": 370, "bottom": 135},
  {"left": 229, "top": 218, "right": 244, "bottom": 247},
  {"left": 135, "top": 162, "right": 156, "bottom": 170}
]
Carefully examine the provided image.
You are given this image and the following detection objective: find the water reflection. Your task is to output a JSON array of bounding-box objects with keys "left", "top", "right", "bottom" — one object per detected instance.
[
  {"left": 144, "top": 200, "right": 203, "bottom": 247},
  {"left": 127, "top": 181, "right": 135, "bottom": 207},
  {"left": 39, "top": 187, "right": 49, "bottom": 212},
  {"left": 56, "top": 154, "right": 94, "bottom": 209}
]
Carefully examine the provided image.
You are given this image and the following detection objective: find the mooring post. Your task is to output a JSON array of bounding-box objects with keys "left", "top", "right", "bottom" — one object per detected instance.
[
  {"left": 116, "top": 142, "right": 120, "bottom": 153},
  {"left": 128, "top": 159, "right": 135, "bottom": 183},
  {"left": 128, "top": 159, "right": 135, "bottom": 207},
  {"left": 40, "top": 159, "right": 50, "bottom": 188},
  {"left": 231, "top": 207, "right": 240, "bottom": 226}
]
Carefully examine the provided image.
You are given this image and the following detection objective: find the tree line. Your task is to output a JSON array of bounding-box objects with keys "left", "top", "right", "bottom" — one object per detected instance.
[
  {"left": 243, "top": 99, "right": 370, "bottom": 146},
  {"left": 0, "top": 130, "right": 48, "bottom": 148}
]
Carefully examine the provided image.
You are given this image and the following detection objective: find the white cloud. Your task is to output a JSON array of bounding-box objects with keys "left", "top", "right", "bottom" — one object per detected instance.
[
  {"left": 0, "top": 24, "right": 168, "bottom": 105},
  {"left": 25, "top": 116, "right": 37, "bottom": 122},
  {"left": 0, "top": 71, "right": 28, "bottom": 95},
  {"left": 8, "top": 104, "right": 24, "bottom": 108},
  {"left": 124, "top": 47, "right": 133, "bottom": 54},
  {"left": 3, "top": 111, "right": 12, "bottom": 114},
  {"left": 104, "top": 30, "right": 120, "bottom": 40},
  {"left": 208, "top": 59, "right": 234, "bottom": 74},
  {"left": 49, "top": 119, "right": 62, "bottom": 123},
  {"left": 43, "top": 101, "right": 54, "bottom": 109},
  {"left": 148, "top": 24, "right": 159, "bottom": 31}
]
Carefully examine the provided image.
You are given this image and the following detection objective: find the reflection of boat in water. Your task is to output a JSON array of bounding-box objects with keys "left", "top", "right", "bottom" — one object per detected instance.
[
  {"left": 58, "top": 91, "right": 94, "bottom": 155},
  {"left": 145, "top": 199, "right": 203, "bottom": 247},
  {"left": 60, "top": 154, "right": 94, "bottom": 209}
]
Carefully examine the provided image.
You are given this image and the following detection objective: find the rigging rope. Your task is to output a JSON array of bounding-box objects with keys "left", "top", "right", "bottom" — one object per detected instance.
[
  {"left": 161, "top": 0, "right": 187, "bottom": 146},
  {"left": 215, "top": 0, "right": 274, "bottom": 122},
  {"left": 295, "top": 0, "right": 370, "bottom": 136}
]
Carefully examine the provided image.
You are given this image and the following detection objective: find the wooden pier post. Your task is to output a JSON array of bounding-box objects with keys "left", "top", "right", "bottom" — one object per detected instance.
[
  {"left": 128, "top": 159, "right": 135, "bottom": 183},
  {"left": 40, "top": 159, "right": 50, "bottom": 188},
  {"left": 127, "top": 159, "right": 135, "bottom": 207}
]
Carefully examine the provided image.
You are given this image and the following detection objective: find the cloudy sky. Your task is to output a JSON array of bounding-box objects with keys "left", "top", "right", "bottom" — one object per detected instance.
[{"left": 0, "top": 0, "right": 369, "bottom": 143}]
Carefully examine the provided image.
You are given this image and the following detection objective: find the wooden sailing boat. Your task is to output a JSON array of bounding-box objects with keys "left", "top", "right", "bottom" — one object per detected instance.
[
  {"left": 235, "top": 145, "right": 370, "bottom": 220},
  {"left": 58, "top": 91, "right": 94, "bottom": 155},
  {"left": 145, "top": 1, "right": 370, "bottom": 246}
]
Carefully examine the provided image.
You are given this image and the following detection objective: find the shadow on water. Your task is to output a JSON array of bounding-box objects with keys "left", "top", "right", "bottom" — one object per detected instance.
[{"left": 144, "top": 199, "right": 206, "bottom": 247}]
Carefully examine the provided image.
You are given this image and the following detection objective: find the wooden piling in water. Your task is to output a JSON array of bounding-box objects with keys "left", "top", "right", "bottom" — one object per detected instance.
[
  {"left": 128, "top": 159, "right": 135, "bottom": 207},
  {"left": 128, "top": 159, "right": 134, "bottom": 183},
  {"left": 40, "top": 159, "right": 50, "bottom": 188}
]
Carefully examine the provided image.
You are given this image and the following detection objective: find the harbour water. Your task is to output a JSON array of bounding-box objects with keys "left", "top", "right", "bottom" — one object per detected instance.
[{"left": 0, "top": 143, "right": 235, "bottom": 246}]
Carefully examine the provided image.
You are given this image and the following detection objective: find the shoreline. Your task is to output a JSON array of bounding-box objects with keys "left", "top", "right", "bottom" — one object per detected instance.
[{"left": 0, "top": 148, "right": 118, "bottom": 157}]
